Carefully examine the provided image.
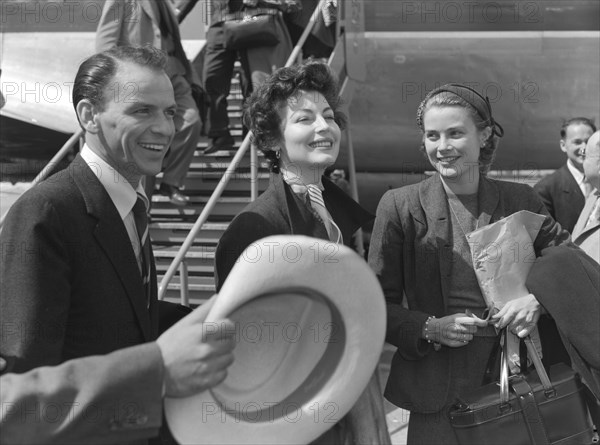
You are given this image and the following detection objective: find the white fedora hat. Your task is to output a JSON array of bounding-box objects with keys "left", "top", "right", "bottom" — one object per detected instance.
[{"left": 165, "top": 235, "right": 386, "bottom": 444}]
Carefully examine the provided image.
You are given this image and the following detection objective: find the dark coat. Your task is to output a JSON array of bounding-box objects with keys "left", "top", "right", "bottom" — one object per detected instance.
[
  {"left": 0, "top": 155, "right": 159, "bottom": 373},
  {"left": 533, "top": 164, "right": 585, "bottom": 233},
  {"left": 214, "top": 172, "right": 387, "bottom": 444},
  {"left": 526, "top": 245, "right": 600, "bottom": 398},
  {"left": 0, "top": 343, "right": 164, "bottom": 443},
  {"left": 368, "top": 173, "right": 572, "bottom": 412},
  {"left": 215, "top": 173, "right": 373, "bottom": 290}
]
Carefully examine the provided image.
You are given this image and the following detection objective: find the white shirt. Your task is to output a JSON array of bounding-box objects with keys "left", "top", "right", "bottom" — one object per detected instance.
[
  {"left": 80, "top": 145, "right": 148, "bottom": 272},
  {"left": 566, "top": 159, "right": 593, "bottom": 198}
]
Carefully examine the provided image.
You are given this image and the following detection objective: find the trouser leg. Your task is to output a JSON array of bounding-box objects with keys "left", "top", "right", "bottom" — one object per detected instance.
[
  {"left": 203, "top": 25, "right": 237, "bottom": 139},
  {"left": 161, "top": 74, "right": 201, "bottom": 188}
]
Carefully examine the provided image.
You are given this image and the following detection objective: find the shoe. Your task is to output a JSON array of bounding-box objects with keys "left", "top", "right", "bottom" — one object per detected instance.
[
  {"left": 159, "top": 183, "right": 190, "bottom": 207},
  {"left": 204, "top": 134, "right": 235, "bottom": 154}
]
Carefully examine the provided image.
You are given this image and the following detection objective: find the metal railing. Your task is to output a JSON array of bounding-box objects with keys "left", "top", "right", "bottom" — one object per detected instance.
[
  {"left": 159, "top": 0, "right": 365, "bottom": 303},
  {"left": 0, "top": 129, "right": 83, "bottom": 229},
  {"left": 158, "top": 0, "right": 329, "bottom": 302}
]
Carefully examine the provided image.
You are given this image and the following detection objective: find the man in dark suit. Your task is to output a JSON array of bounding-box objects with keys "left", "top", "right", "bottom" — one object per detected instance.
[
  {"left": 534, "top": 117, "right": 596, "bottom": 233},
  {"left": 0, "top": 47, "right": 232, "bottom": 386},
  {"left": 96, "top": 0, "right": 202, "bottom": 205}
]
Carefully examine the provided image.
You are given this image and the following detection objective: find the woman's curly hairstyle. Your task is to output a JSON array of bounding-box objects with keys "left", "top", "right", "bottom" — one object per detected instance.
[
  {"left": 243, "top": 61, "right": 347, "bottom": 173},
  {"left": 416, "top": 90, "right": 501, "bottom": 175}
]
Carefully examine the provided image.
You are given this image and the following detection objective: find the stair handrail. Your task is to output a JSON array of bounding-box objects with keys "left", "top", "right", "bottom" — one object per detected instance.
[
  {"left": 0, "top": 129, "right": 83, "bottom": 229},
  {"left": 158, "top": 0, "right": 329, "bottom": 300}
]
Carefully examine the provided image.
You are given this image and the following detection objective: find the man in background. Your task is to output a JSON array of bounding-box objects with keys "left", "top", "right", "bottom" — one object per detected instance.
[
  {"left": 96, "top": 0, "right": 203, "bottom": 205},
  {"left": 534, "top": 117, "right": 596, "bottom": 232}
]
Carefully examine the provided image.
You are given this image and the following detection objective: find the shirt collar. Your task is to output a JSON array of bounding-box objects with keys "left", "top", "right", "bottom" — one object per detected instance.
[
  {"left": 80, "top": 144, "right": 147, "bottom": 220},
  {"left": 566, "top": 159, "right": 585, "bottom": 185}
]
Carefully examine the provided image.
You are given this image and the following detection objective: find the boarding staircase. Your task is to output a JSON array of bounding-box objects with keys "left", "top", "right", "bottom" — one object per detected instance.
[
  {"left": 151, "top": 73, "right": 270, "bottom": 305},
  {"left": 0, "top": 0, "right": 367, "bottom": 308}
]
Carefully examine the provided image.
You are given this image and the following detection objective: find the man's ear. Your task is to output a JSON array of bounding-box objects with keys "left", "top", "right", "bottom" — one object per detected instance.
[
  {"left": 76, "top": 99, "right": 100, "bottom": 134},
  {"left": 559, "top": 139, "right": 567, "bottom": 153}
]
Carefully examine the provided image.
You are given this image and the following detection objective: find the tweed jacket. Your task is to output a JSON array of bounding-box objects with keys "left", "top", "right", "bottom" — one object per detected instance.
[
  {"left": 572, "top": 192, "right": 600, "bottom": 264},
  {"left": 215, "top": 172, "right": 373, "bottom": 290},
  {"left": 368, "top": 173, "right": 572, "bottom": 412},
  {"left": 533, "top": 164, "right": 586, "bottom": 233},
  {"left": 0, "top": 155, "right": 159, "bottom": 374}
]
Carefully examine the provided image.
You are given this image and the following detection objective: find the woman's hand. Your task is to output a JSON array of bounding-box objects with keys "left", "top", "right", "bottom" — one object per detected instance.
[
  {"left": 490, "top": 293, "right": 541, "bottom": 338},
  {"left": 423, "top": 313, "right": 488, "bottom": 348}
]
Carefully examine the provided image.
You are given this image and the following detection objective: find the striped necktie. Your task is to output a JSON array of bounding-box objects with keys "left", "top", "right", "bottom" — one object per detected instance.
[
  {"left": 132, "top": 195, "right": 152, "bottom": 307},
  {"left": 307, "top": 184, "right": 342, "bottom": 244}
]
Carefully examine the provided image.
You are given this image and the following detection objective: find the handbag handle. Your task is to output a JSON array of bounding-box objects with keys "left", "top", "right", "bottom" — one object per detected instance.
[{"left": 499, "top": 330, "right": 556, "bottom": 408}]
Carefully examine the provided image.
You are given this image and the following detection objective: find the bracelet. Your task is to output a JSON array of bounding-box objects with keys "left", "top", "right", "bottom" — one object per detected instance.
[{"left": 424, "top": 316, "right": 442, "bottom": 351}]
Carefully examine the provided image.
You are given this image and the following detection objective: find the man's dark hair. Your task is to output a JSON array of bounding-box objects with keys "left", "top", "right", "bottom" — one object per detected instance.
[
  {"left": 72, "top": 45, "right": 167, "bottom": 113},
  {"left": 560, "top": 117, "right": 597, "bottom": 139}
]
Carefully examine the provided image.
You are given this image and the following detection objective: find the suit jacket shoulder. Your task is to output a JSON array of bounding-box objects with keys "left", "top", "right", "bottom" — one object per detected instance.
[
  {"left": 533, "top": 164, "right": 585, "bottom": 231},
  {"left": 0, "top": 157, "right": 155, "bottom": 373}
]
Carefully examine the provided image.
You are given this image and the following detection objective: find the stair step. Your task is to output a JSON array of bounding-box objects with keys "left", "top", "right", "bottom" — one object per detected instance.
[
  {"left": 155, "top": 261, "right": 215, "bottom": 274},
  {"left": 154, "top": 245, "right": 216, "bottom": 259},
  {"left": 179, "top": 174, "right": 270, "bottom": 191},
  {"left": 186, "top": 159, "right": 269, "bottom": 171},
  {"left": 150, "top": 221, "right": 228, "bottom": 245},
  {"left": 161, "top": 283, "right": 214, "bottom": 306},
  {"left": 150, "top": 196, "right": 249, "bottom": 219}
]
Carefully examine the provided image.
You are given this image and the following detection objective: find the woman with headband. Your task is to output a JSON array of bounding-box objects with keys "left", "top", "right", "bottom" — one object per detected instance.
[{"left": 368, "top": 84, "right": 572, "bottom": 443}]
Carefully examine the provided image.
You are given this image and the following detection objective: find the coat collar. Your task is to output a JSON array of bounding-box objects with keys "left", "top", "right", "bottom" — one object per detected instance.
[
  {"left": 416, "top": 173, "right": 500, "bottom": 306},
  {"left": 71, "top": 155, "right": 155, "bottom": 341},
  {"left": 573, "top": 193, "right": 600, "bottom": 239},
  {"left": 269, "top": 173, "right": 374, "bottom": 245},
  {"left": 417, "top": 173, "right": 500, "bottom": 227}
]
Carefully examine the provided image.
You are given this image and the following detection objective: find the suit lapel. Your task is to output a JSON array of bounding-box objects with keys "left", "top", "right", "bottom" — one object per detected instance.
[
  {"left": 478, "top": 176, "right": 501, "bottom": 226},
  {"left": 419, "top": 175, "right": 452, "bottom": 307},
  {"left": 323, "top": 177, "right": 374, "bottom": 245},
  {"left": 561, "top": 165, "right": 585, "bottom": 203},
  {"left": 71, "top": 157, "right": 153, "bottom": 341},
  {"left": 271, "top": 173, "right": 329, "bottom": 239}
]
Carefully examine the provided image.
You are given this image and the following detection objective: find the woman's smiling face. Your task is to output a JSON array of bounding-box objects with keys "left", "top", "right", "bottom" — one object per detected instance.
[
  {"left": 423, "top": 105, "right": 490, "bottom": 183},
  {"left": 278, "top": 90, "right": 341, "bottom": 181}
]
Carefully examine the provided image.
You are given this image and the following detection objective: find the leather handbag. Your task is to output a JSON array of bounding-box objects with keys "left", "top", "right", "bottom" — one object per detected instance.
[
  {"left": 222, "top": 9, "right": 280, "bottom": 51},
  {"left": 449, "top": 332, "right": 595, "bottom": 444}
]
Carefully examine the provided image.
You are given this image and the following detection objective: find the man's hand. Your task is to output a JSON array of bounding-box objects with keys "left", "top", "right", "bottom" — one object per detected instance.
[{"left": 156, "top": 297, "right": 236, "bottom": 398}]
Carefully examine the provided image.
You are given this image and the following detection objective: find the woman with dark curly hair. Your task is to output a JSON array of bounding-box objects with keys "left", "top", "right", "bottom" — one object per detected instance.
[
  {"left": 368, "top": 84, "right": 572, "bottom": 443},
  {"left": 215, "top": 61, "right": 372, "bottom": 286},
  {"left": 214, "top": 61, "right": 389, "bottom": 444}
]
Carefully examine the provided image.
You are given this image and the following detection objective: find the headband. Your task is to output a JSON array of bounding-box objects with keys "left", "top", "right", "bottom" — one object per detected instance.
[{"left": 416, "top": 83, "right": 505, "bottom": 138}]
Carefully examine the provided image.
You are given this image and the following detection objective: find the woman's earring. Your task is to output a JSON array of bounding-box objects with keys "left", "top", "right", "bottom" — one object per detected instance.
[{"left": 275, "top": 150, "right": 281, "bottom": 160}]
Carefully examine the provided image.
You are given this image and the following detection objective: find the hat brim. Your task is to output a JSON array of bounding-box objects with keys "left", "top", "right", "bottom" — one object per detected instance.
[{"left": 165, "top": 235, "right": 386, "bottom": 444}]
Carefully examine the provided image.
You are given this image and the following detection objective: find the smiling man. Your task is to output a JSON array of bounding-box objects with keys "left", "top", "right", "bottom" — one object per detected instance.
[
  {"left": 534, "top": 117, "right": 596, "bottom": 233},
  {"left": 0, "top": 47, "right": 186, "bottom": 376}
]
